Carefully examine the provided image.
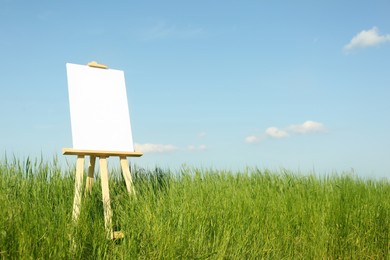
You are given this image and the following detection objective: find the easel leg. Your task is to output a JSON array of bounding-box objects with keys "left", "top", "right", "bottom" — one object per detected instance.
[
  {"left": 100, "top": 157, "right": 113, "bottom": 239},
  {"left": 85, "top": 156, "right": 96, "bottom": 195},
  {"left": 72, "top": 155, "right": 85, "bottom": 222},
  {"left": 120, "top": 156, "right": 136, "bottom": 196}
]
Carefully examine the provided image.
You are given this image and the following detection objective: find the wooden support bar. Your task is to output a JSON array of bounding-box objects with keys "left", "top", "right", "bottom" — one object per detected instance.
[
  {"left": 63, "top": 148, "right": 143, "bottom": 157},
  {"left": 85, "top": 156, "right": 96, "bottom": 195},
  {"left": 100, "top": 157, "right": 113, "bottom": 239},
  {"left": 72, "top": 155, "right": 85, "bottom": 222},
  {"left": 120, "top": 157, "right": 136, "bottom": 196}
]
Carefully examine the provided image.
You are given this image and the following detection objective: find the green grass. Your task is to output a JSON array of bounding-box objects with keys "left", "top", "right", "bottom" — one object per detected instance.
[{"left": 0, "top": 158, "right": 389, "bottom": 259}]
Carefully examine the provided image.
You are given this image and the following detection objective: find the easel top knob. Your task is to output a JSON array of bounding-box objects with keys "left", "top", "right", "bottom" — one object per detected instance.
[{"left": 88, "top": 61, "right": 108, "bottom": 69}]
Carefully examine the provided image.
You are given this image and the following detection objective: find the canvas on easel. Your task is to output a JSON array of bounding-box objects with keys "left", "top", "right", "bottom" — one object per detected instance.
[
  {"left": 66, "top": 62, "right": 134, "bottom": 152},
  {"left": 63, "top": 61, "right": 143, "bottom": 240}
]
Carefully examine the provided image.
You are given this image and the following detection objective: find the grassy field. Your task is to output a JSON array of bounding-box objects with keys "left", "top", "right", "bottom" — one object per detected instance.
[{"left": 0, "top": 157, "right": 389, "bottom": 259}]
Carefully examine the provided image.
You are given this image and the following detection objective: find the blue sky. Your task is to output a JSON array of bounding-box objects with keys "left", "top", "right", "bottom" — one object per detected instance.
[{"left": 1, "top": 0, "right": 390, "bottom": 177}]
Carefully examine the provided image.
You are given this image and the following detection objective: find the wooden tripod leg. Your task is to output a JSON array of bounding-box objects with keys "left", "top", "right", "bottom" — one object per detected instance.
[
  {"left": 85, "top": 156, "right": 96, "bottom": 195},
  {"left": 72, "top": 155, "right": 85, "bottom": 222},
  {"left": 100, "top": 157, "right": 113, "bottom": 239},
  {"left": 120, "top": 156, "right": 136, "bottom": 196}
]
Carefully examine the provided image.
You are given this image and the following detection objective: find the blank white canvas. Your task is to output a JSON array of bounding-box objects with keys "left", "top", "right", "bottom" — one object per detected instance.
[{"left": 66, "top": 63, "right": 134, "bottom": 152}]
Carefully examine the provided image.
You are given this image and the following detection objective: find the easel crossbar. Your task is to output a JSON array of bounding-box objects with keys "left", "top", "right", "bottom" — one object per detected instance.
[{"left": 62, "top": 148, "right": 143, "bottom": 157}]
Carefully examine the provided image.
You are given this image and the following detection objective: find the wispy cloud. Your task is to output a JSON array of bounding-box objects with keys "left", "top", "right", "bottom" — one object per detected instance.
[
  {"left": 287, "top": 121, "right": 326, "bottom": 134},
  {"left": 187, "top": 144, "right": 207, "bottom": 151},
  {"left": 140, "top": 21, "right": 205, "bottom": 41},
  {"left": 135, "top": 143, "right": 179, "bottom": 153},
  {"left": 245, "top": 120, "right": 326, "bottom": 144},
  {"left": 244, "top": 134, "right": 269, "bottom": 144},
  {"left": 135, "top": 143, "right": 207, "bottom": 153},
  {"left": 265, "top": 127, "right": 289, "bottom": 139},
  {"left": 343, "top": 27, "right": 390, "bottom": 52},
  {"left": 245, "top": 135, "right": 261, "bottom": 144}
]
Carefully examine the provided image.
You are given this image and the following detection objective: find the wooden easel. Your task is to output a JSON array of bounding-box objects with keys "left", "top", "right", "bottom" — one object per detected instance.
[
  {"left": 63, "top": 148, "right": 143, "bottom": 239},
  {"left": 64, "top": 61, "right": 143, "bottom": 239}
]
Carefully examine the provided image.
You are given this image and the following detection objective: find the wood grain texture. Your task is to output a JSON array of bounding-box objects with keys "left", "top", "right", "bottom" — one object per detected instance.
[
  {"left": 72, "top": 156, "right": 85, "bottom": 222},
  {"left": 62, "top": 148, "right": 143, "bottom": 157},
  {"left": 100, "top": 157, "right": 113, "bottom": 239},
  {"left": 120, "top": 157, "right": 136, "bottom": 196}
]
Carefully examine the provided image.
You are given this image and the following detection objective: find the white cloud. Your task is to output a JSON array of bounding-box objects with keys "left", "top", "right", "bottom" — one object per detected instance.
[
  {"left": 245, "top": 135, "right": 260, "bottom": 144},
  {"left": 245, "top": 120, "right": 326, "bottom": 144},
  {"left": 265, "top": 127, "right": 289, "bottom": 139},
  {"left": 135, "top": 143, "right": 208, "bottom": 153},
  {"left": 344, "top": 27, "right": 390, "bottom": 52},
  {"left": 287, "top": 120, "right": 326, "bottom": 134},
  {"left": 135, "top": 143, "right": 178, "bottom": 153}
]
